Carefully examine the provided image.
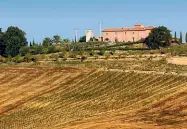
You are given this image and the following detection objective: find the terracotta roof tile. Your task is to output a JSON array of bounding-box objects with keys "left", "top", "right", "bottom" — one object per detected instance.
[{"left": 102, "top": 25, "right": 155, "bottom": 32}]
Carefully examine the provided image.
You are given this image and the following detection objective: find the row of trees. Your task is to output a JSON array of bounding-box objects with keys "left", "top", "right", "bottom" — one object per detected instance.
[
  {"left": 41, "top": 35, "right": 70, "bottom": 47},
  {"left": 0, "top": 25, "right": 185, "bottom": 58},
  {"left": 174, "top": 31, "right": 187, "bottom": 44}
]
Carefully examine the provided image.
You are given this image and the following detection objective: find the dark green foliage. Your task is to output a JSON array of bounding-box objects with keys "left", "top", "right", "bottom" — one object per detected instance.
[
  {"left": 47, "top": 46, "right": 56, "bottom": 53},
  {"left": 32, "top": 39, "right": 37, "bottom": 46},
  {"left": 180, "top": 32, "right": 183, "bottom": 44},
  {"left": 2, "top": 26, "right": 27, "bottom": 57},
  {"left": 42, "top": 47, "right": 48, "bottom": 54},
  {"left": 63, "top": 38, "right": 70, "bottom": 43},
  {"left": 174, "top": 31, "right": 177, "bottom": 42},
  {"left": 30, "top": 46, "right": 43, "bottom": 55},
  {"left": 89, "top": 37, "right": 94, "bottom": 42},
  {"left": 19, "top": 46, "right": 30, "bottom": 56},
  {"left": 110, "top": 48, "right": 116, "bottom": 55},
  {"left": 79, "top": 36, "right": 86, "bottom": 42},
  {"left": 0, "top": 28, "right": 5, "bottom": 56},
  {"left": 23, "top": 53, "right": 32, "bottom": 62},
  {"left": 29, "top": 41, "right": 32, "bottom": 46},
  {"left": 145, "top": 26, "right": 172, "bottom": 49},
  {"left": 185, "top": 32, "right": 187, "bottom": 43},
  {"left": 42, "top": 37, "right": 52, "bottom": 47},
  {"left": 98, "top": 48, "right": 106, "bottom": 56},
  {"left": 13, "top": 55, "right": 22, "bottom": 63},
  {"left": 53, "top": 35, "right": 61, "bottom": 44}
]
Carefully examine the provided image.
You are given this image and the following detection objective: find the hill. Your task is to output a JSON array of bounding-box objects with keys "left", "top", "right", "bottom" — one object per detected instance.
[{"left": 0, "top": 67, "right": 187, "bottom": 128}]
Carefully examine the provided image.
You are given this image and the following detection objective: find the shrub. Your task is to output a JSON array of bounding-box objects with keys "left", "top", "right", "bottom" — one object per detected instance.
[
  {"left": 98, "top": 49, "right": 105, "bottom": 56},
  {"left": 35, "top": 46, "right": 43, "bottom": 54},
  {"left": 55, "top": 46, "right": 63, "bottom": 52},
  {"left": 7, "top": 56, "right": 12, "bottom": 62},
  {"left": 19, "top": 46, "right": 30, "bottom": 56},
  {"left": 0, "top": 56, "right": 4, "bottom": 62},
  {"left": 69, "top": 52, "right": 77, "bottom": 58},
  {"left": 59, "top": 50, "right": 67, "bottom": 58},
  {"left": 81, "top": 56, "right": 87, "bottom": 62},
  {"left": 31, "top": 56, "right": 37, "bottom": 62},
  {"left": 48, "top": 46, "right": 56, "bottom": 53},
  {"left": 160, "top": 49, "right": 166, "bottom": 55},
  {"left": 24, "top": 53, "right": 32, "bottom": 62},
  {"left": 89, "top": 50, "right": 95, "bottom": 56},
  {"left": 2, "top": 57, "right": 8, "bottom": 63},
  {"left": 110, "top": 48, "right": 116, "bottom": 55},
  {"left": 13, "top": 55, "right": 22, "bottom": 63},
  {"left": 42, "top": 47, "right": 48, "bottom": 54},
  {"left": 63, "top": 57, "right": 67, "bottom": 61},
  {"left": 50, "top": 53, "right": 59, "bottom": 61}
]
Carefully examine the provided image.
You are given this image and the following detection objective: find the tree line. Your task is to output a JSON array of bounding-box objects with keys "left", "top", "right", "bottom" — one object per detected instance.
[
  {"left": 0, "top": 25, "right": 186, "bottom": 58},
  {"left": 174, "top": 31, "right": 187, "bottom": 44}
]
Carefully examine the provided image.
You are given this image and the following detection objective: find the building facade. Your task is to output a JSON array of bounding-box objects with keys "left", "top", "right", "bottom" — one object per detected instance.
[
  {"left": 86, "top": 29, "right": 94, "bottom": 42},
  {"left": 102, "top": 24, "right": 155, "bottom": 42}
]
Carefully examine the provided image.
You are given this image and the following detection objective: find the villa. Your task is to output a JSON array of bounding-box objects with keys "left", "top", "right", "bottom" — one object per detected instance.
[{"left": 102, "top": 24, "right": 155, "bottom": 42}]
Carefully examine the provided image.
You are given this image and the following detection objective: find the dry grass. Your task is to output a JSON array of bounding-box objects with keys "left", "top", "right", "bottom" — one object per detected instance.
[{"left": 0, "top": 65, "right": 187, "bottom": 129}]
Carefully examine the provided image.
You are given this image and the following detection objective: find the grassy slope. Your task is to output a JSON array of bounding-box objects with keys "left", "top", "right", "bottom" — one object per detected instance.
[{"left": 0, "top": 67, "right": 187, "bottom": 128}]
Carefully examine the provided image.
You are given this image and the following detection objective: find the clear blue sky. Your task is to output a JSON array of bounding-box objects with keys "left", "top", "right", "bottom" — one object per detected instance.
[{"left": 0, "top": 0, "right": 186, "bottom": 43}]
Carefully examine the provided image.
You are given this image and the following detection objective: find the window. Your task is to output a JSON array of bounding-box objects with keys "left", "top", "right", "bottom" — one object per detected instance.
[
  {"left": 133, "top": 32, "right": 134, "bottom": 34},
  {"left": 105, "top": 38, "right": 109, "bottom": 42},
  {"left": 106, "top": 33, "right": 108, "bottom": 35},
  {"left": 132, "top": 37, "right": 135, "bottom": 42},
  {"left": 124, "top": 32, "right": 126, "bottom": 35},
  {"left": 115, "top": 38, "right": 118, "bottom": 42}
]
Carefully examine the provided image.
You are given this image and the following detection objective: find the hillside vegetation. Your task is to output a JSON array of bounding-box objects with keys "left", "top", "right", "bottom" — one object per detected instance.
[{"left": 0, "top": 67, "right": 187, "bottom": 128}]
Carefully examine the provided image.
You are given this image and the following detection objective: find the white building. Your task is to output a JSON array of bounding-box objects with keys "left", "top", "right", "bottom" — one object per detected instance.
[{"left": 86, "top": 29, "right": 94, "bottom": 42}]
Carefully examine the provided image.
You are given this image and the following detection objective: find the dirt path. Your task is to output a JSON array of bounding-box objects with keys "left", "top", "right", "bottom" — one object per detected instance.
[{"left": 167, "top": 57, "right": 187, "bottom": 65}]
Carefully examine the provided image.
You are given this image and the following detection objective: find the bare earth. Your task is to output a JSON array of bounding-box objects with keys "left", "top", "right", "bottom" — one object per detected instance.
[
  {"left": 167, "top": 57, "right": 187, "bottom": 65},
  {"left": 0, "top": 66, "right": 187, "bottom": 129}
]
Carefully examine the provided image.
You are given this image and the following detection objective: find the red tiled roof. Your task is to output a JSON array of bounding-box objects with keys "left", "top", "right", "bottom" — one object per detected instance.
[
  {"left": 145, "top": 26, "right": 155, "bottom": 30},
  {"left": 102, "top": 28, "right": 124, "bottom": 32},
  {"left": 102, "top": 25, "right": 155, "bottom": 32}
]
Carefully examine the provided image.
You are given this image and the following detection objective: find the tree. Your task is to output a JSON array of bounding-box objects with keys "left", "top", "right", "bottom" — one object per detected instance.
[
  {"left": 42, "top": 37, "right": 52, "bottom": 47},
  {"left": 0, "top": 28, "right": 5, "bottom": 56},
  {"left": 79, "top": 36, "right": 86, "bottom": 42},
  {"left": 19, "top": 46, "right": 30, "bottom": 56},
  {"left": 29, "top": 41, "right": 32, "bottom": 46},
  {"left": 145, "top": 26, "right": 172, "bottom": 49},
  {"left": 32, "top": 39, "right": 37, "bottom": 46},
  {"left": 53, "top": 35, "right": 61, "bottom": 45},
  {"left": 63, "top": 38, "right": 70, "bottom": 43},
  {"left": 3, "top": 26, "right": 27, "bottom": 57},
  {"left": 185, "top": 32, "right": 187, "bottom": 43},
  {"left": 89, "top": 37, "right": 94, "bottom": 42},
  {"left": 180, "top": 32, "right": 183, "bottom": 44},
  {"left": 174, "top": 31, "right": 177, "bottom": 42}
]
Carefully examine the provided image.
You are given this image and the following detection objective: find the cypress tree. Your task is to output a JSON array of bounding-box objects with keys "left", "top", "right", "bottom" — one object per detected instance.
[
  {"left": 186, "top": 32, "right": 187, "bottom": 43},
  {"left": 29, "top": 41, "right": 32, "bottom": 46},
  {"left": 174, "top": 31, "right": 177, "bottom": 42},
  {"left": 32, "top": 39, "right": 36, "bottom": 46},
  {"left": 180, "top": 32, "right": 182, "bottom": 44}
]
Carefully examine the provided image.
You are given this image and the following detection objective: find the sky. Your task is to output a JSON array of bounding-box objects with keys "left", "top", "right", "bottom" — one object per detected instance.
[{"left": 0, "top": 0, "right": 186, "bottom": 43}]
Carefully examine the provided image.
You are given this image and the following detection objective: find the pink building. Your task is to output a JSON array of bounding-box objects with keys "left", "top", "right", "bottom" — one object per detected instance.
[{"left": 102, "top": 24, "right": 155, "bottom": 42}]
